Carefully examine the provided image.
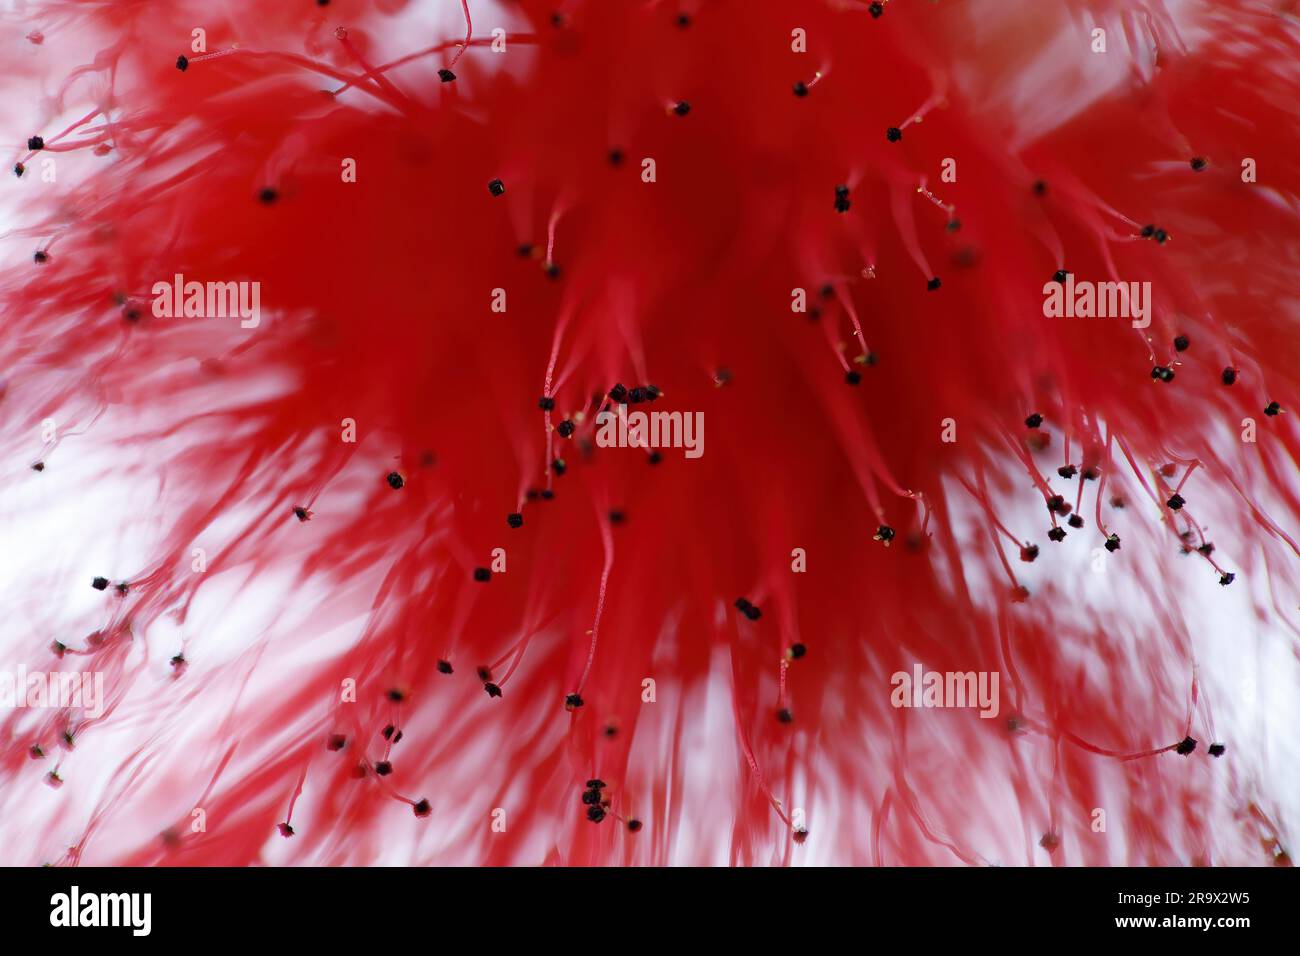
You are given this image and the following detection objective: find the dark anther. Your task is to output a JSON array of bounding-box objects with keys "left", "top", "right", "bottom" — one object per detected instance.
[
  {"left": 30, "top": 745, "right": 44, "bottom": 759},
  {"left": 473, "top": 567, "right": 491, "bottom": 582},
  {"left": 293, "top": 506, "right": 310, "bottom": 522},
  {"left": 1025, "top": 413, "right": 1043, "bottom": 428},
  {"left": 14, "top": 162, "right": 24, "bottom": 177},
  {"left": 551, "top": 12, "right": 565, "bottom": 27},
  {"left": 32, "top": 462, "right": 44, "bottom": 471},
  {"left": 1151, "top": 365, "right": 1175, "bottom": 382},
  {"left": 517, "top": 243, "right": 534, "bottom": 257},
  {"left": 629, "top": 387, "right": 648, "bottom": 403},
  {"left": 1032, "top": 180, "right": 1048, "bottom": 196},
  {"left": 647, "top": 451, "right": 662, "bottom": 465},
  {"left": 477, "top": 666, "right": 492, "bottom": 681},
  {"left": 33, "top": 251, "right": 47, "bottom": 263},
  {"left": 488, "top": 178, "right": 505, "bottom": 196},
  {"left": 1052, "top": 269, "right": 1069, "bottom": 284},
  {"left": 438, "top": 68, "right": 456, "bottom": 82},
  {"left": 794, "top": 827, "right": 809, "bottom": 844},
  {"left": 835, "top": 195, "right": 851, "bottom": 213},
  {"left": 1167, "top": 493, "right": 1185, "bottom": 510},
  {"left": 176, "top": 55, "right": 189, "bottom": 72},
  {"left": 946, "top": 218, "right": 961, "bottom": 232},
  {"left": 1111, "top": 495, "right": 1126, "bottom": 508},
  {"left": 834, "top": 184, "right": 849, "bottom": 198},
  {"left": 1083, "top": 468, "right": 1099, "bottom": 481},
  {"left": 374, "top": 761, "right": 393, "bottom": 776},
  {"left": 437, "top": 660, "right": 453, "bottom": 674},
  {"left": 1197, "top": 542, "right": 1215, "bottom": 557},
  {"left": 552, "top": 458, "right": 567, "bottom": 476},
  {"left": 608, "top": 510, "right": 626, "bottom": 524},
  {"left": 845, "top": 370, "right": 861, "bottom": 385},
  {"left": 1190, "top": 157, "right": 1206, "bottom": 171},
  {"left": 507, "top": 512, "right": 523, "bottom": 529},
  {"left": 538, "top": 396, "right": 555, "bottom": 411},
  {"left": 557, "top": 420, "right": 575, "bottom": 438},
  {"left": 1047, "top": 527, "right": 1067, "bottom": 542},
  {"left": 789, "top": 643, "right": 807, "bottom": 659},
  {"left": 565, "top": 693, "right": 584, "bottom": 710},
  {"left": 608, "top": 148, "right": 625, "bottom": 166},
  {"left": 27, "top": 136, "right": 44, "bottom": 151},
  {"left": 672, "top": 101, "right": 691, "bottom": 116},
  {"left": 1104, "top": 534, "right": 1121, "bottom": 553},
  {"left": 279, "top": 823, "right": 295, "bottom": 837},
  {"left": 776, "top": 708, "right": 794, "bottom": 723},
  {"left": 582, "top": 789, "right": 602, "bottom": 805},
  {"left": 886, "top": 127, "right": 902, "bottom": 143},
  {"left": 1265, "top": 401, "right": 1282, "bottom": 416},
  {"left": 868, "top": 1, "right": 884, "bottom": 16},
  {"left": 1219, "top": 572, "right": 1235, "bottom": 586},
  {"left": 382, "top": 724, "right": 395, "bottom": 740},
  {"left": 484, "top": 682, "right": 503, "bottom": 698},
  {"left": 1222, "top": 367, "right": 1237, "bottom": 386},
  {"left": 414, "top": 799, "right": 431, "bottom": 817},
  {"left": 735, "top": 597, "right": 761, "bottom": 620},
  {"left": 927, "top": 277, "right": 942, "bottom": 291},
  {"left": 1047, "top": 495, "right": 1067, "bottom": 514},
  {"left": 258, "top": 187, "right": 278, "bottom": 204},
  {"left": 328, "top": 734, "right": 346, "bottom": 751},
  {"left": 91, "top": 577, "right": 109, "bottom": 591},
  {"left": 387, "top": 688, "right": 406, "bottom": 703},
  {"left": 793, "top": 81, "right": 808, "bottom": 97},
  {"left": 586, "top": 779, "right": 607, "bottom": 789},
  {"left": 1067, "top": 514, "right": 1085, "bottom": 529},
  {"left": 609, "top": 383, "right": 628, "bottom": 403},
  {"left": 676, "top": 13, "right": 691, "bottom": 27},
  {"left": 646, "top": 384, "right": 661, "bottom": 400},
  {"left": 541, "top": 489, "right": 555, "bottom": 500},
  {"left": 1141, "top": 224, "right": 1155, "bottom": 238},
  {"left": 386, "top": 471, "right": 404, "bottom": 489},
  {"left": 627, "top": 819, "right": 643, "bottom": 832},
  {"left": 586, "top": 806, "right": 606, "bottom": 823},
  {"left": 1058, "top": 465, "right": 1077, "bottom": 479},
  {"left": 875, "top": 525, "right": 896, "bottom": 544},
  {"left": 1208, "top": 743, "right": 1225, "bottom": 757},
  {"left": 1174, "top": 334, "right": 1190, "bottom": 352},
  {"left": 1175, "top": 736, "right": 1197, "bottom": 756},
  {"left": 1153, "top": 228, "right": 1169, "bottom": 244},
  {"left": 1020, "top": 544, "right": 1039, "bottom": 562}
]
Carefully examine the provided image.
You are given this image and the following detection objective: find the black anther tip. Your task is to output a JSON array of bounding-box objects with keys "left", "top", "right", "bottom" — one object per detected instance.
[
  {"left": 386, "top": 471, "right": 404, "bottom": 489},
  {"left": 473, "top": 567, "right": 491, "bottom": 582},
  {"left": 1024, "top": 413, "right": 1043, "bottom": 428},
  {"left": 886, "top": 127, "right": 902, "bottom": 143},
  {"left": 488, "top": 178, "right": 505, "bottom": 196}
]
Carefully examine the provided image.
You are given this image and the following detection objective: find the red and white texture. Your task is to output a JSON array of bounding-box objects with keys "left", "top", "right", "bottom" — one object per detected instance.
[{"left": 0, "top": 0, "right": 1297, "bottom": 865}]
